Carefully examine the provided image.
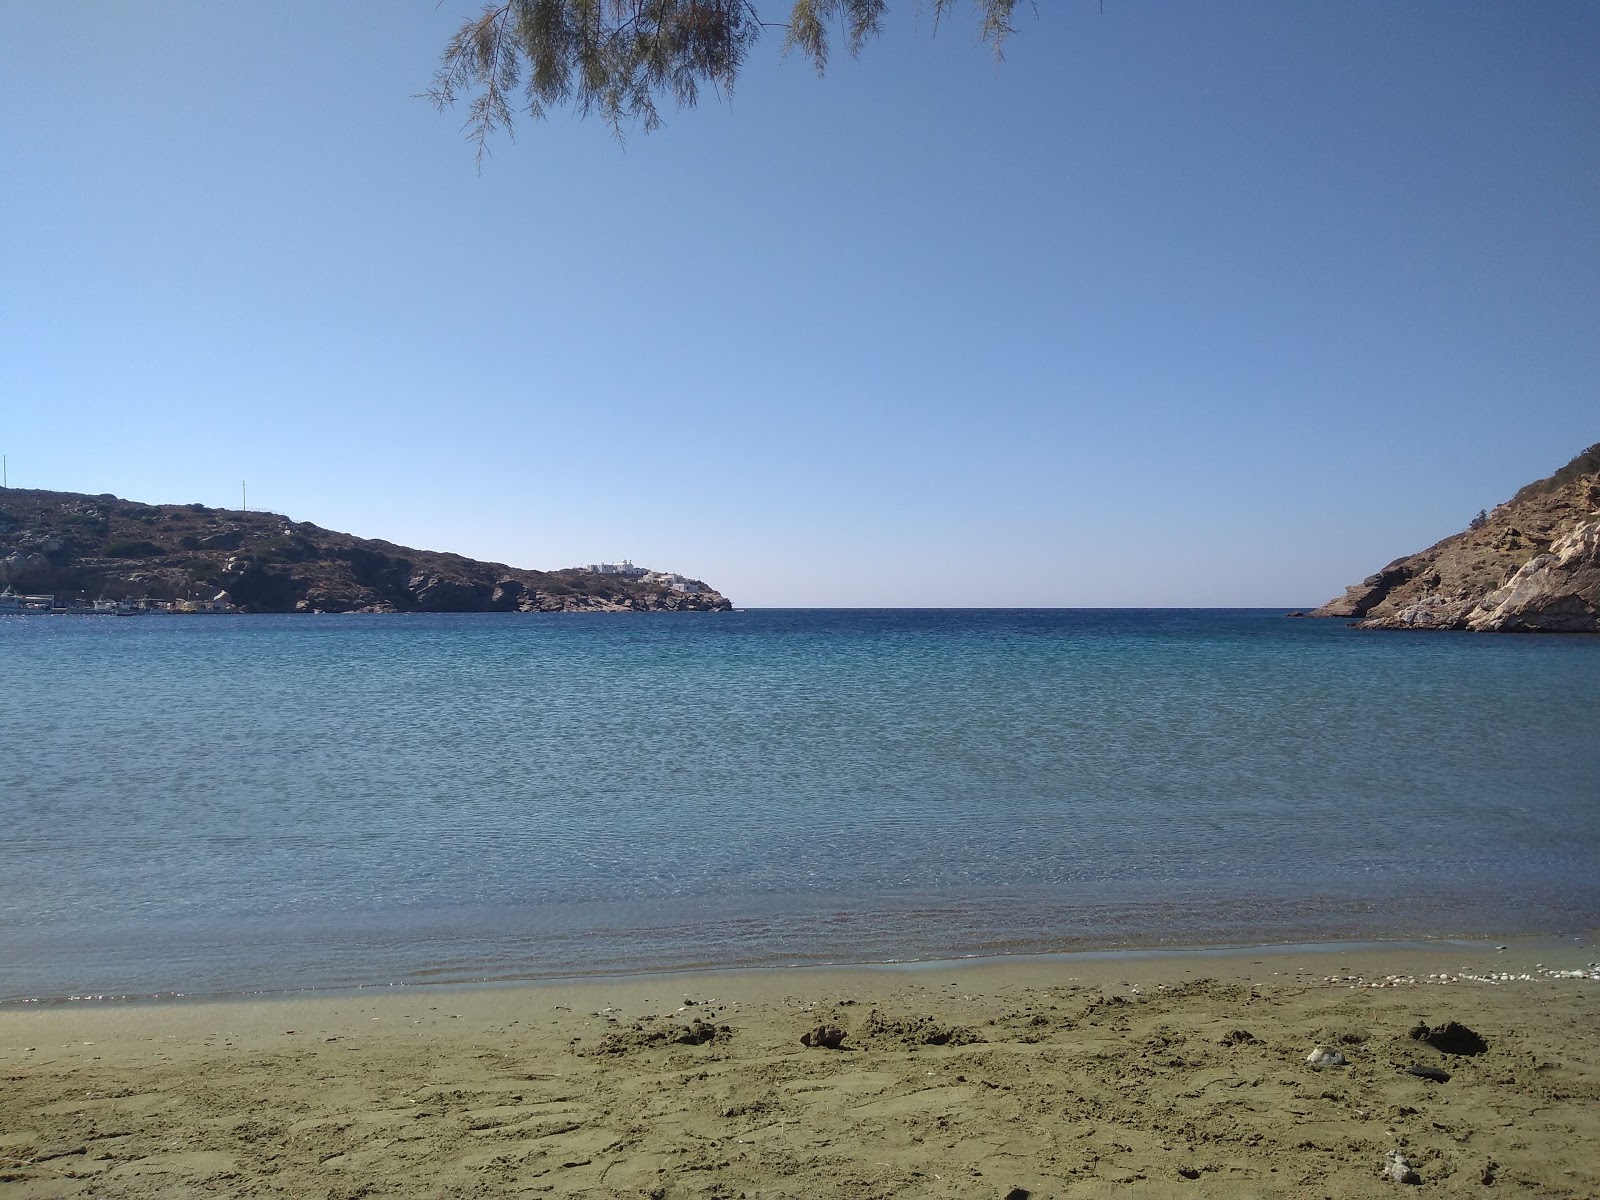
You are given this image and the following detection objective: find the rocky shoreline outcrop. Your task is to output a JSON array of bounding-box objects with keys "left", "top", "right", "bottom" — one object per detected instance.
[
  {"left": 0, "top": 489, "right": 731, "bottom": 614},
  {"left": 1310, "top": 443, "right": 1600, "bottom": 632}
]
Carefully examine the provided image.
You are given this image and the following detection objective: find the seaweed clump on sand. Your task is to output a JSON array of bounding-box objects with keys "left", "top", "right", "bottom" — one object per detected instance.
[
  {"left": 860, "top": 1009, "right": 984, "bottom": 1048},
  {"left": 1409, "top": 1021, "right": 1489, "bottom": 1056},
  {"left": 582, "top": 1018, "right": 733, "bottom": 1057}
]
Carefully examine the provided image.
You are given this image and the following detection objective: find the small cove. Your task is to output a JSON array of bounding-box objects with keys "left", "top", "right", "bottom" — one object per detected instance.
[{"left": 3, "top": 609, "right": 1597, "bottom": 1000}]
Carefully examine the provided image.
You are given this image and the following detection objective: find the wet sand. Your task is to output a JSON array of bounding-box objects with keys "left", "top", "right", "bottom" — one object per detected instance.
[{"left": 2, "top": 936, "right": 1597, "bottom": 1198}]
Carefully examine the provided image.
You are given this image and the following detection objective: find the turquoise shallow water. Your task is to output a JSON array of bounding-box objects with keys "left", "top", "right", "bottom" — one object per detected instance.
[{"left": 2, "top": 609, "right": 1597, "bottom": 1000}]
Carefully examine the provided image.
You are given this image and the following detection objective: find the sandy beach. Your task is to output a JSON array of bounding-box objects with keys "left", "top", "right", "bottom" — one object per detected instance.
[{"left": 2, "top": 936, "right": 1597, "bottom": 1199}]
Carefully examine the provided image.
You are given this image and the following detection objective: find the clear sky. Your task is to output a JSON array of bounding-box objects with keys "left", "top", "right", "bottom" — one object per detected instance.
[{"left": 2, "top": 2, "right": 1595, "bottom": 606}]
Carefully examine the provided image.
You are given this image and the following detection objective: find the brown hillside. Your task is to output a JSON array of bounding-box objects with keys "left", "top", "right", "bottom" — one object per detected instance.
[
  {"left": 1311, "top": 443, "right": 1600, "bottom": 632},
  {"left": 0, "top": 489, "right": 730, "bottom": 614}
]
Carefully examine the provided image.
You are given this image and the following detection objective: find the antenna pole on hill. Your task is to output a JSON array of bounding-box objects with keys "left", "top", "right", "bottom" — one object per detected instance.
[
  {"left": 242, "top": 480, "right": 247, "bottom": 512},
  {"left": 2, "top": 455, "right": 6, "bottom": 488}
]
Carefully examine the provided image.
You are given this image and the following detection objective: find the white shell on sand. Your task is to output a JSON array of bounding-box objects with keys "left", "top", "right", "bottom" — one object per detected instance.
[
  {"left": 1384, "top": 1151, "right": 1422, "bottom": 1184},
  {"left": 1305, "top": 1046, "right": 1347, "bottom": 1067}
]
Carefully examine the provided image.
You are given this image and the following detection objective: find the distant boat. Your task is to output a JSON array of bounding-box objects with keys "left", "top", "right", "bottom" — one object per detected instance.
[{"left": 0, "top": 588, "right": 24, "bottom": 614}]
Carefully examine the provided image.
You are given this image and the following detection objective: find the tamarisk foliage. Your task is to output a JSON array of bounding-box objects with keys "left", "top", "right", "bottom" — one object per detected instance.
[{"left": 428, "top": 1, "right": 1021, "bottom": 157}]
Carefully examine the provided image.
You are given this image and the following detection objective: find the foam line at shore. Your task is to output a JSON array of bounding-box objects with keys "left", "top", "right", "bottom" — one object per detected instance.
[{"left": 5, "top": 930, "right": 1594, "bottom": 1010}]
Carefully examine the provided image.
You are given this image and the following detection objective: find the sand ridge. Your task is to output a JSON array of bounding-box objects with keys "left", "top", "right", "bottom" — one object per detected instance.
[{"left": 2, "top": 940, "right": 1597, "bottom": 1198}]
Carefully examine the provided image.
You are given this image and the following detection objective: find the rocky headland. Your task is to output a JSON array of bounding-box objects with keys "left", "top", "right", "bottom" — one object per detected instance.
[
  {"left": 0, "top": 489, "right": 731, "bottom": 614},
  {"left": 1311, "top": 443, "right": 1600, "bottom": 631}
]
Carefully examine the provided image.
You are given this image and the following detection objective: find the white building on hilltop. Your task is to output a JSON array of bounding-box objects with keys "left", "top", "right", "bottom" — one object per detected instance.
[
  {"left": 582, "top": 560, "right": 642, "bottom": 577},
  {"left": 572, "top": 562, "right": 708, "bottom": 594},
  {"left": 640, "top": 570, "right": 705, "bottom": 595}
]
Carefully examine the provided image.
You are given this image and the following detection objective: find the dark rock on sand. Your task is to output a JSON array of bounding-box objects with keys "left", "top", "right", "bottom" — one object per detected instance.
[
  {"left": 1406, "top": 1065, "right": 1451, "bottom": 1083},
  {"left": 800, "top": 1024, "right": 848, "bottom": 1049}
]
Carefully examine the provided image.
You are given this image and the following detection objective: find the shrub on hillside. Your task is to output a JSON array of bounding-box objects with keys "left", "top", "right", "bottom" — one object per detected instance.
[{"left": 104, "top": 539, "right": 163, "bottom": 558}]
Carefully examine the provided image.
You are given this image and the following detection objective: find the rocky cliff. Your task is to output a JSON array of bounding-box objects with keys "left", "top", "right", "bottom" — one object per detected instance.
[
  {"left": 1311, "top": 443, "right": 1600, "bottom": 632},
  {"left": 0, "top": 489, "right": 732, "bottom": 614}
]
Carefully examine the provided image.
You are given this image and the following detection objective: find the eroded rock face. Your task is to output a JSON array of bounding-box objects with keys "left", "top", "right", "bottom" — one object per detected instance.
[
  {"left": 407, "top": 573, "right": 493, "bottom": 612},
  {"left": 1462, "top": 517, "right": 1600, "bottom": 631},
  {"left": 1313, "top": 564, "right": 1413, "bottom": 619},
  {"left": 0, "top": 550, "right": 53, "bottom": 589},
  {"left": 1311, "top": 444, "right": 1600, "bottom": 632},
  {"left": 489, "top": 578, "right": 526, "bottom": 611}
]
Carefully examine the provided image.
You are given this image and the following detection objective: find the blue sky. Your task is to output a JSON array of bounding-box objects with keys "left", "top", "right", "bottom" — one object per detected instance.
[{"left": 2, "top": 2, "right": 1595, "bottom": 606}]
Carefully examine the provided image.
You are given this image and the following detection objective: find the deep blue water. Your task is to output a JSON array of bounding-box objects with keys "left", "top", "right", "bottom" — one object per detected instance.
[{"left": 2, "top": 609, "right": 1597, "bottom": 1000}]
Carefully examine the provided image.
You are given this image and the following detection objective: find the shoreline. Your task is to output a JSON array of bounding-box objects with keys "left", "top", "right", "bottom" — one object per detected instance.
[
  {"left": 5, "top": 930, "right": 1598, "bottom": 1011},
  {"left": 11, "top": 870, "right": 1599, "bottom": 1006},
  {"left": 4, "top": 934, "right": 1596, "bottom": 1197}
]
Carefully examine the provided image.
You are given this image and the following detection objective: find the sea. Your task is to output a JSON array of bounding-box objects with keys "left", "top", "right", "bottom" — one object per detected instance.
[{"left": 2, "top": 609, "right": 1597, "bottom": 1003}]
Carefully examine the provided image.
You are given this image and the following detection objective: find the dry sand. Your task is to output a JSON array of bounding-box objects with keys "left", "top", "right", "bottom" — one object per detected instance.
[{"left": 3, "top": 937, "right": 1597, "bottom": 1199}]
